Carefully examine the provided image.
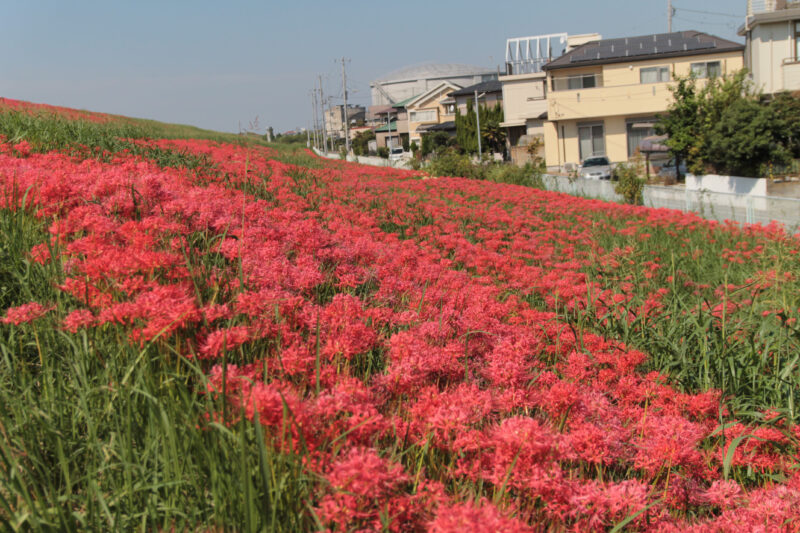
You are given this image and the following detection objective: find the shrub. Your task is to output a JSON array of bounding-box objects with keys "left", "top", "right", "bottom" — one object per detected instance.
[
  {"left": 427, "top": 148, "right": 477, "bottom": 178},
  {"left": 377, "top": 147, "right": 389, "bottom": 159},
  {"left": 613, "top": 162, "right": 644, "bottom": 205},
  {"left": 484, "top": 162, "right": 544, "bottom": 188}
]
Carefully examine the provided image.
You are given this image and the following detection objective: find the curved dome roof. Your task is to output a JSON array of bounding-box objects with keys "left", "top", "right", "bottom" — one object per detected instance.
[{"left": 373, "top": 63, "right": 493, "bottom": 84}]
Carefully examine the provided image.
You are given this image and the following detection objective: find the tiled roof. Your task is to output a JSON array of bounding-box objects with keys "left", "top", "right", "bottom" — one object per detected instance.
[
  {"left": 374, "top": 120, "right": 398, "bottom": 133},
  {"left": 418, "top": 121, "right": 456, "bottom": 132},
  {"left": 449, "top": 79, "right": 503, "bottom": 96},
  {"left": 391, "top": 95, "right": 419, "bottom": 108},
  {"left": 543, "top": 30, "right": 743, "bottom": 70}
]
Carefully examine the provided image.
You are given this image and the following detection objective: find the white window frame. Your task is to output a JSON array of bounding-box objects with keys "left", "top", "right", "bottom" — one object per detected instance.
[
  {"left": 795, "top": 20, "right": 800, "bottom": 61},
  {"left": 690, "top": 61, "right": 722, "bottom": 79},
  {"left": 577, "top": 122, "right": 606, "bottom": 161},
  {"left": 640, "top": 66, "right": 670, "bottom": 84}
]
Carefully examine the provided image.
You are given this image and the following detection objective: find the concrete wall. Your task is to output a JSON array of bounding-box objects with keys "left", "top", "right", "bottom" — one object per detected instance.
[
  {"left": 313, "top": 148, "right": 412, "bottom": 169},
  {"left": 686, "top": 174, "right": 768, "bottom": 196},
  {"left": 541, "top": 175, "right": 623, "bottom": 201}
]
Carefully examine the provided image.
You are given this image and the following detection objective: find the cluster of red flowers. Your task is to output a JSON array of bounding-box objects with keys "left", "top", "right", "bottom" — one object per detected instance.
[
  {"left": 0, "top": 97, "right": 113, "bottom": 123},
  {"left": 2, "top": 132, "right": 800, "bottom": 531}
]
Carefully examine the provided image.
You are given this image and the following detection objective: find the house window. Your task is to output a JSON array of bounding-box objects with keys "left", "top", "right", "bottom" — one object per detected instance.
[
  {"left": 626, "top": 119, "right": 656, "bottom": 158},
  {"left": 640, "top": 66, "right": 670, "bottom": 83},
  {"left": 553, "top": 73, "right": 601, "bottom": 91},
  {"left": 795, "top": 21, "right": 800, "bottom": 60},
  {"left": 690, "top": 61, "right": 722, "bottom": 78},
  {"left": 409, "top": 109, "right": 437, "bottom": 122},
  {"left": 443, "top": 103, "right": 456, "bottom": 115},
  {"left": 578, "top": 123, "right": 605, "bottom": 160}
]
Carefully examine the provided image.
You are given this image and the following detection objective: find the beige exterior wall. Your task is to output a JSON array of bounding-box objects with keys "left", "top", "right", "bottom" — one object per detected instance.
[
  {"left": 454, "top": 92, "right": 502, "bottom": 115},
  {"left": 746, "top": 19, "right": 800, "bottom": 93},
  {"left": 499, "top": 72, "right": 547, "bottom": 126},
  {"left": 407, "top": 85, "right": 459, "bottom": 145},
  {"left": 547, "top": 52, "right": 743, "bottom": 122},
  {"left": 544, "top": 51, "right": 744, "bottom": 168}
]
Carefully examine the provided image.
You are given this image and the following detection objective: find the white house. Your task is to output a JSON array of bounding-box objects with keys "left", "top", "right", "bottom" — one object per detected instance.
[{"left": 739, "top": 0, "right": 800, "bottom": 93}]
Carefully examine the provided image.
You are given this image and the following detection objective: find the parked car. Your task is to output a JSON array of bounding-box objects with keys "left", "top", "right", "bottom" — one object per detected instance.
[
  {"left": 389, "top": 147, "right": 405, "bottom": 161},
  {"left": 579, "top": 156, "right": 612, "bottom": 180},
  {"left": 657, "top": 158, "right": 687, "bottom": 180}
]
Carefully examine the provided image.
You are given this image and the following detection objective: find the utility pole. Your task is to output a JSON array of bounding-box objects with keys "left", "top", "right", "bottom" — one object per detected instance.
[
  {"left": 340, "top": 57, "right": 351, "bottom": 155},
  {"left": 318, "top": 75, "right": 328, "bottom": 154},
  {"left": 387, "top": 109, "right": 393, "bottom": 150},
  {"left": 311, "top": 89, "right": 319, "bottom": 150},
  {"left": 474, "top": 90, "right": 482, "bottom": 160},
  {"left": 668, "top": 0, "right": 673, "bottom": 32}
]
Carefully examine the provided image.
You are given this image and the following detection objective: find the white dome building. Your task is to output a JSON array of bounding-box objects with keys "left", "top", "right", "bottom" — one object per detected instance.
[{"left": 370, "top": 63, "right": 497, "bottom": 106}]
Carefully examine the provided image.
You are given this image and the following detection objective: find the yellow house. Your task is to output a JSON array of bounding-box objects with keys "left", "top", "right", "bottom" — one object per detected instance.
[
  {"left": 405, "top": 81, "right": 462, "bottom": 147},
  {"left": 542, "top": 30, "right": 744, "bottom": 170}
]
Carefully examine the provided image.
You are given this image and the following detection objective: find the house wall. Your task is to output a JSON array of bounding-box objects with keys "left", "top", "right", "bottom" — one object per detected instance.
[
  {"left": 500, "top": 73, "right": 547, "bottom": 126},
  {"left": 746, "top": 20, "right": 800, "bottom": 93},
  {"left": 454, "top": 93, "right": 503, "bottom": 115},
  {"left": 407, "top": 87, "right": 457, "bottom": 145},
  {"left": 544, "top": 113, "right": 658, "bottom": 167},
  {"left": 376, "top": 131, "right": 407, "bottom": 149},
  {"left": 547, "top": 52, "right": 743, "bottom": 122},
  {"left": 544, "top": 51, "right": 744, "bottom": 168}
]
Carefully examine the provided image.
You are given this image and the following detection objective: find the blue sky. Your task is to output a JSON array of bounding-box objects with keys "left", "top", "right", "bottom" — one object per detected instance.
[{"left": 1, "top": 1, "right": 746, "bottom": 133}]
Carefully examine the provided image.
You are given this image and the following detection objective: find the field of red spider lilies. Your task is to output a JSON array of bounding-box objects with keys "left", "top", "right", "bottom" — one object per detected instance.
[{"left": 1, "top": 99, "right": 800, "bottom": 531}]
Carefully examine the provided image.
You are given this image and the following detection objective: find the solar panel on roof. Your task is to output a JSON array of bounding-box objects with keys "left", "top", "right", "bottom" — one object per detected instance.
[{"left": 569, "top": 33, "right": 717, "bottom": 63}]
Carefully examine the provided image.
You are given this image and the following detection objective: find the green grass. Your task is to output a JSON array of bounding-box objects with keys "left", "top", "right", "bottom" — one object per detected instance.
[{"left": 0, "top": 206, "right": 318, "bottom": 531}]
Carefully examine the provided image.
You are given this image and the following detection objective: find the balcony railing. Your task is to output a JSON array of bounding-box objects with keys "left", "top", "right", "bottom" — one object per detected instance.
[
  {"left": 505, "top": 58, "right": 550, "bottom": 76},
  {"left": 551, "top": 73, "right": 604, "bottom": 92},
  {"left": 748, "top": 0, "right": 800, "bottom": 15}
]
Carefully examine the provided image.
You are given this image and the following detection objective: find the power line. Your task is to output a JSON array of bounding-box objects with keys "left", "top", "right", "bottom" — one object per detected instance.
[{"left": 673, "top": 6, "right": 743, "bottom": 18}]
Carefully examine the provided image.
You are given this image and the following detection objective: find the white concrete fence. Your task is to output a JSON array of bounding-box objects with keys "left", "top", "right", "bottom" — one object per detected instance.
[
  {"left": 310, "top": 149, "right": 800, "bottom": 231},
  {"left": 542, "top": 174, "right": 800, "bottom": 232},
  {"left": 312, "top": 148, "right": 412, "bottom": 169}
]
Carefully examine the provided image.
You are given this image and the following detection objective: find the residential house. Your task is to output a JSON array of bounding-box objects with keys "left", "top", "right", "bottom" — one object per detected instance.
[
  {"left": 500, "top": 34, "right": 600, "bottom": 165},
  {"left": 739, "top": 0, "right": 800, "bottom": 94},
  {"left": 405, "top": 81, "right": 462, "bottom": 147},
  {"left": 325, "top": 104, "right": 366, "bottom": 140},
  {"left": 542, "top": 31, "right": 744, "bottom": 170},
  {"left": 373, "top": 96, "right": 414, "bottom": 149},
  {"left": 449, "top": 79, "right": 503, "bottom": 115}
]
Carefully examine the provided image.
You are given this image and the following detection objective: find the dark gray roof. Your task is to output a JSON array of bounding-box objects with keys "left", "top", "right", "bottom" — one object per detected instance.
[
  {"left": 418, "top": 121, "right": 456, "bottom": 133},
  {"left": 448, "top": 79, "right": 502, "bottom": 97},
  {"left": 543, "top": 30, "right": 743, "bottom": 70}
]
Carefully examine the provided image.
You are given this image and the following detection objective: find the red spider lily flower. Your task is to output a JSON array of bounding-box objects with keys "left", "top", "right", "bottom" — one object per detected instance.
[
  {"left": 428, "top": 499, "right": 533, "bottom": 533},
  {"left": 62, "top": 309, "right": 95, "bottom": 333},
  {"left": 1, "top": 302, "right": 53, "bottom": 325}
]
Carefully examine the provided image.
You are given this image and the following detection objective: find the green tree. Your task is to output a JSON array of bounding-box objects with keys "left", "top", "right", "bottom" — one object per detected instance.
[
  {"left": 421, "top": 131, "right": 454, "bottom": 157},
  {"left": 769, "top": 91, "right": 800, "bottom": 158},
  {"left": 455, "top": 101, "right": 505, "bottom": 155},
  {"left": 706, "top": 98, "right": 790, "bottom": 177},
  {"left": 351, "top": 129, "right": 375, "bottom": 156},
  {"left": 655, "top": 69, "right": 784, "bottom": 176}
]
